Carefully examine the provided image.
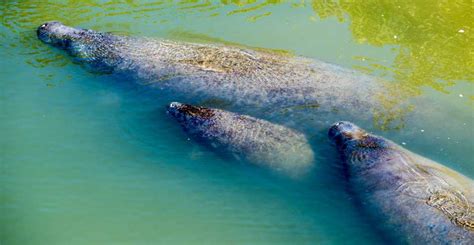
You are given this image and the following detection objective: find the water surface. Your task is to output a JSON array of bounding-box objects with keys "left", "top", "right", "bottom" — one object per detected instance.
[{"left": 1, "top": 1, "right": 473, "bottom": 244}]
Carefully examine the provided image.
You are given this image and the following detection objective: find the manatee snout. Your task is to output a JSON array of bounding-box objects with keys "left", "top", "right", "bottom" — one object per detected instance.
[
  {"left": 166, "top": 102, "right": 215, "bottom": 122},
  {"left": 166, "top": 102, "right": 185, "bottom": 119},
  {"left": 37, "top": 21, "right": 84, "bottom": 48},
  {"left": 328, "top": 121, "right": 367, "bottom": 146}
]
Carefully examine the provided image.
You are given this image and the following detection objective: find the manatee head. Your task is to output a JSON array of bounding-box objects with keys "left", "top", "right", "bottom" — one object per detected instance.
[
  {"left": 329, "top": 121, "right": 392, "bottom": 172},
  {"left": 167, "top": 102, "right": 216, "bottom": 129},
  {"left": 37, "top": 21, "right": 120, "bottom": 71},
  {"left": 37, "top": 21, "right": 87, "bottom": 48}
]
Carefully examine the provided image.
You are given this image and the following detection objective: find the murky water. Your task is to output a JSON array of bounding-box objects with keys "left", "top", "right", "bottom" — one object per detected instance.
[{"left": 1, "top": 1, "right": 472, "bottom": 244}]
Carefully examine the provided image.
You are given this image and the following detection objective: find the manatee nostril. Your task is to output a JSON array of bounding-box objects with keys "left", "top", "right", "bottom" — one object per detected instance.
[
  {"left": 38, "top": 21, "right": 63, "bottom": 31},
  {"left": 329, "top": 121, "right": 346, "bottom": 137},
  {"left": 167, "top": 102, "right": 183, "bottom": 117},
  {"left": 336, "top": 121, "right": 357, "bottom": 133},
  {"left": 328, "top": 121, "right": 363, "bottom": 147},
  {"left": 37, "top": 23, "right": 50, "bottom": 37},
  {"left": 39, "top": 22, "right": 51, "bottom": 30},
  {"left": 169, "top": 102, "right": 181, "bottom": 108}
]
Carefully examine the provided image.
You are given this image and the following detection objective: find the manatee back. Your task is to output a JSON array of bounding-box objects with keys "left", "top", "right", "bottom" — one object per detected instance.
[
  {"left": 185, "top": 109, "right": 315, "bottom": 177},
  {"left": 114, "top": 39, "right": 384, "bottom": 132},
  {"left": 408, "top": 151, "right": 474, "bottom": 234},
  {"left": 354, "top": 146, "right": 474, "bottom": 244}
]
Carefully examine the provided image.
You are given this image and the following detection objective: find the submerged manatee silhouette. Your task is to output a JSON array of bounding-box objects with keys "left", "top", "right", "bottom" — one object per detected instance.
[
  {"left": 37, "top": 21, "right": 397, "bottom": 132},
  {"left": 167, "top": 102, "right": 314, "bottom": 178},
  {"left": 329, "top": 121, "right": 474, "bottom": 244}
]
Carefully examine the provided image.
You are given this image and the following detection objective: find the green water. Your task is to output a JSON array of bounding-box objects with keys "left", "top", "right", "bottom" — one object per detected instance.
[{"left": 1, "top": 1, "right": 473, "bottom": 244}]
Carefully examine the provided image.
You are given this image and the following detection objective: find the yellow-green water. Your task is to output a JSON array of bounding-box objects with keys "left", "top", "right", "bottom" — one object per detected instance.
[{"left": 1, "top": 1, "right": 473, "bottom": 244}]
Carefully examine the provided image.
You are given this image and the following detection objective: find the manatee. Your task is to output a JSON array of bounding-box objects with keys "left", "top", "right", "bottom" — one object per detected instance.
[
  {"left": 37, "top": 21, "right": 388, "bottom": 132},
  {"left": 328, "top": 121, "right": 474, "bottom": 244},
  {"left": 167, "top": 102, "right": 314, "bottom": 177}
]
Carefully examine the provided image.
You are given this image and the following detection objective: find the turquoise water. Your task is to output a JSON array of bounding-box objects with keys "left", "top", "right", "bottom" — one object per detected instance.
[{"left": 1, "top": 1, "right": 473, "bottom": 244}]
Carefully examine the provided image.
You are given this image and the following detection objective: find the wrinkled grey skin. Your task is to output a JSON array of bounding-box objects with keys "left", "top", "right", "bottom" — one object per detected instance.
[
  {"left": 37, "top": 21, "right": 387, "bottom": 132},
  {"left": 329, "top": 121, "right": 474, "bottom": 244},
  {"left": 167, "top": 102, "right": 314, "bottom": 177}
]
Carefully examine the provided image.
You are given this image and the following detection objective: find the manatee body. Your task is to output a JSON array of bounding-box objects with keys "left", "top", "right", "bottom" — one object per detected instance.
[
  {"left": 167, "top": 102, "right": 314, "bottom": 177},
  {"left": 328, "top": 121, "right": 474, "bottom": 244},
  {"left": 37, "top": 21, "right": 386, "bottom": 131}
]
